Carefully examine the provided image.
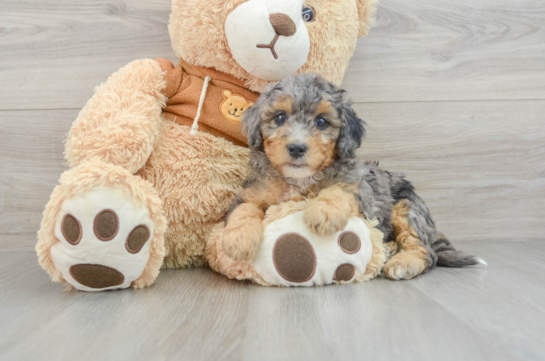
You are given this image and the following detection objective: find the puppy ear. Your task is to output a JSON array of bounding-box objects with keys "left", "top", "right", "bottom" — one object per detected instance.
[
  {"left": 356, "top": 0, "right": 378, "bottom": 37},
  {"left": 242, "top": 102, "right": 262, "bottom": 148},
  {"left": 337, "top": 101, "right": 366, "bottom": 158}
]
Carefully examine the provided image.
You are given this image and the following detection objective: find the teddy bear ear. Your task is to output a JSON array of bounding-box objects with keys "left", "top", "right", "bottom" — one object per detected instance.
[
  {"left": 222, "top": 90, "right": 233, "bottom": 98},
  {"left": 356, "top": 0, "right": 378, "bottom": 37},
  {"left": 248, "top": 101, "right": 255, "bottom": 107}
]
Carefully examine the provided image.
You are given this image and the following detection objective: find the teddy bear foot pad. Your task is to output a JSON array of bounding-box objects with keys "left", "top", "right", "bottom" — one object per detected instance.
[{"left": 50, "top": 187, "right": 154, "bottom": 291}]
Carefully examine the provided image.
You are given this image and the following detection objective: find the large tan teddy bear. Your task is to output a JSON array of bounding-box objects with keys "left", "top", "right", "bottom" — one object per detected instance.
[{"left": 37, "top": 0, "right": 379, "bottom": 291}]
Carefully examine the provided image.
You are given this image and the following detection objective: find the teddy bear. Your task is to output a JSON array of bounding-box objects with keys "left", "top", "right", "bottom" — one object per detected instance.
[{"left": 36, "top": 0, "right": 379, "bottom": 291}]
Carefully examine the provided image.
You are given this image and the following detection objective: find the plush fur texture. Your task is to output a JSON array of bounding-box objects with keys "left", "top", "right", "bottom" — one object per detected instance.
[
  {"left": 136, "top": 122, "right": 250, "bottom": 268},
  {"left": 65, "top": 59, "right": 167, "bottom": 173},
  {"left": 169, "top": 0, "right": 378, "bottom": 92},
  {"left": 225, "top": 74, "right": 481, "bottom": 280}
]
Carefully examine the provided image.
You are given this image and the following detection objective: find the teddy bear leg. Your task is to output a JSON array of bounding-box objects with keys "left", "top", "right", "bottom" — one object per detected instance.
[{"left": 37, "top": 160, "right": 167, "bottom": 291}]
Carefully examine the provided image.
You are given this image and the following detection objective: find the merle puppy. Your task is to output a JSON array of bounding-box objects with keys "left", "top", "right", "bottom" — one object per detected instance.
[{"left": 222, "top": 74, "right": 483, "bottom": 280}]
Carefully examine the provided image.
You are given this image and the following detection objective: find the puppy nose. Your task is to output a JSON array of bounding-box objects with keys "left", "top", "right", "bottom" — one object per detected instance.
[
  {"left": 269, "top": 13, "right": 296, "bottom": 37},
  {"left": 287, "top": 143, "right": 307, "bottom": 158}
]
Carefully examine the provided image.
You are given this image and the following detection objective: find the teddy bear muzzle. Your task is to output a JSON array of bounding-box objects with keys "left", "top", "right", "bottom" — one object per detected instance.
[{"left": 225, "top": 0, "right": 310, "bottom": 81}]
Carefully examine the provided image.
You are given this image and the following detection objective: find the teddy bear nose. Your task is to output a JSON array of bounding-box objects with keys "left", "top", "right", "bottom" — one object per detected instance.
[{"left": 269, "top": 13, "right": 297, "bottom": 37}]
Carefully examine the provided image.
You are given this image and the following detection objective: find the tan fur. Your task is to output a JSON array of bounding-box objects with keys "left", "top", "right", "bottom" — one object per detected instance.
[
  {"left": 264, "top": 96, "right": 295, "bottom": 117},
  {"left": 263, "top": 131, "right": 293, "bottom": 177},
  {"left": 36, "top": 160, "right": 168, "bottom": 289},
  {"left": 314, "top": 100, "right": 340, "bottom": 126},
  {"left": 356, "top": 218, "right": 386, "bottom": 282},
  {"left": 384, "top": 241, "right": 399, "bottom": 256},
  {"left": 169, "top": 0, "right": 377, "bottom": 92},
  {"left": 65, "top": 59, "right": 167, "bottom": 173},
  {"left": 383, "top": 200, "right": 429, "bottom": 280},
  {"left": 137, "top": 122, "right": 251, "bottom": 267},
  {"left": 205, "top": 222, "right": 270, "bottom": 286},
  {"left": 222, "top": 203, "right": 265, "bottom": 261},
  {"left": 242, "top": 178, "right": 290, "bottom": 209},
  {"left": 356, "top": 0, "right": 378, "bottom": 37},
  {"left": 305, "top": 134, "right": 336, "bottom": 174},
  {"left": 303, "top": 184, "right": 360, "bottom": 236}
]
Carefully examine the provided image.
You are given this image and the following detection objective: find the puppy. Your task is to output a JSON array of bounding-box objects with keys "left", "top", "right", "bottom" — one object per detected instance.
[{"left": 223, "top": 74, "right": 482, "bottom": 280}]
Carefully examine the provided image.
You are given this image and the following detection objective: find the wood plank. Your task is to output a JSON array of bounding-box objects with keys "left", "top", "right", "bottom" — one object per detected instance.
[
  {"left": 1, "top": 100, "right": 544, "bottom": 250},
  {"left": 409, "top": 241, "right": 545, "bottom": 360},
  {"left": 343, "top": 0, "right": 545, "bottom": 102},
  {"left": 1, "top": 249, "right": 533, "bottom": 361},
  {"left": 0, "top": 259, "right": 250, "bottom": 361},
  {"left": 0, "top": 109, "right": 74, "bottom": 251},
  {"left": 0, "top": 0, "right": 177, "bottom": 110},
  {"left": 1, "top": 0, "right": 544, "bottom": 110}
]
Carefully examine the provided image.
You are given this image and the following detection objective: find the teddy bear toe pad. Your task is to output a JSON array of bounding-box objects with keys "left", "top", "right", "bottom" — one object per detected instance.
[
  {"left": 51, "top": 187, "right": 154, "bottom": 291},
  {"left": 254, "top": 212, "right": 373, "bottom": 287}
]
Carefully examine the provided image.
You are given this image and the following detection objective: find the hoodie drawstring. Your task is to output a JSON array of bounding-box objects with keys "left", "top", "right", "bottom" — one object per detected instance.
[{"left": 190, "top": 75, "right": 211, "bottom": 135}]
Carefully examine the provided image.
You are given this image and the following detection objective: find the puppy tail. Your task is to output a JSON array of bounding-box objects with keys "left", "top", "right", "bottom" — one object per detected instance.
[{"left": 432, "top": 232, "right": 487, "bottom": 268}]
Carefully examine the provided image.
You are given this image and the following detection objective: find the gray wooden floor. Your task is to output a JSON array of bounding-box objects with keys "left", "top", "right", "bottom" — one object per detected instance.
[
  {"left": 1, "top": 241, "right": 544, "bottom": 361},
  {"left": 1, "top": 0, "right": 544, "bottom": 360}
]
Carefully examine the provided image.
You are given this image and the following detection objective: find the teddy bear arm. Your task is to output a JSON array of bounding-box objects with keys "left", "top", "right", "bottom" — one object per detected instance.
[{"left": 65, "top": 59, "right": 168, "bottom": 174}]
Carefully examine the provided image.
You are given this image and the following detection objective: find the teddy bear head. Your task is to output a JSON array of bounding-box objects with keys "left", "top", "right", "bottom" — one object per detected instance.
[{"left": 169, "top": 0, "right": 377, "bottom": 92}]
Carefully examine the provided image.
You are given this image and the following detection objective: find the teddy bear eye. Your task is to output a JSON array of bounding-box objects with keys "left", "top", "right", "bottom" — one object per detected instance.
[
  {"left": 275, "top": 112, "right": 287, "bottom": 126},
  {"left": 302, "top": 5, "right": 315, "bottom": 22},
  {"left": 315, "top": 117, "right": 329, "bottom": 130}
]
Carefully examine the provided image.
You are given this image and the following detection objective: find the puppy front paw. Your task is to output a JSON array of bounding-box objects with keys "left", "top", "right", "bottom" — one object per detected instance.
[
  {"left": 303, "top": 198, "right": 350, "bottom": 236},
  {"left": 222, "top": 218, "right": 263, "bottom": 262}
]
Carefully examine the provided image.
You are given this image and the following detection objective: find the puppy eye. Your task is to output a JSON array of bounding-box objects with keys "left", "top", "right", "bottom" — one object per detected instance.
[
  {"left": 275, "top": 112, "right": 287, "bottom": 126},
  {"left": 315, "top": 117, "right": 329, "bottom": 130},
  {"left": 302, "top": 5, "right": 315, "bottom": 22}
]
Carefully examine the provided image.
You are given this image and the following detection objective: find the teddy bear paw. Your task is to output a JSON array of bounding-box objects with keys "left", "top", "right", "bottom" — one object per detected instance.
[
  {"left": 50, "top": 187, "right": 155, "bottom": 291},
  {"left": 253, "top": 211, "right": 374, "bottom": 286}
]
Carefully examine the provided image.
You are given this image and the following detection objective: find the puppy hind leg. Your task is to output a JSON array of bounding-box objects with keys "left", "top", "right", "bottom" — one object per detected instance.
[{"left": 383, "top": 200, "right": 436, "bottom": 280}]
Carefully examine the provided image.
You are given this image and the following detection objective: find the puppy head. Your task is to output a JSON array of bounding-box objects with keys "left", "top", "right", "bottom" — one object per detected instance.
[{"left": 243, "top": 74, "right": 365, "bottom": 179}]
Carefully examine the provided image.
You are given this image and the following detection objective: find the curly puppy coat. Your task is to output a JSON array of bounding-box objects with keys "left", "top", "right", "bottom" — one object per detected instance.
[{"left": 223, "top": 74, "right": 482, "bottom": 280}]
